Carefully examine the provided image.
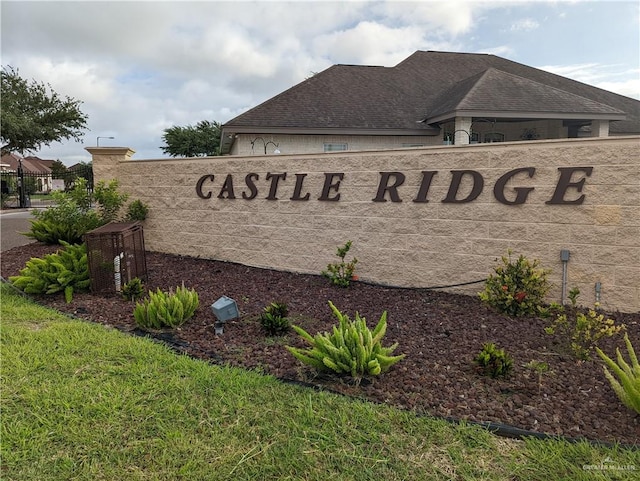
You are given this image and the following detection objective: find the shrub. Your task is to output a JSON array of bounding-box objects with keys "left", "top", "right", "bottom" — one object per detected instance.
[
  {"left": 26, "top": 180, "right": 102, "bottom": 244},
  {"left": 133, "top": 283, "right": 199, "bottom": 329},
  {"left": 545, "top": 289, "right": 625, "bottom": 360},
  {"left": 260, "top": 301, "right": 290, "bottom": 335},
  {"left": 596, "top": 333, "right": 640, "bottom": 414},
  {"left": 474, "top": 343, "right": 513, "bottom": 378},
  {"left": 25, "top": 177, "right": 143, "bottom": 245},
  {"left": 286, "top": 301, "right": 404, "bottom": 383},
  {"left": 125, "top": 199, "right": 150, "bottom": 222},
  {"left": 322, "top": 241, "right": 358, "bottom": 287},
  {"left": 9, "top": 241, "right": 90, "bottom": 303},
  {"left": 93, "top": 179, "right": 129, "bottom": 224},
  {"left": 479, "top": 250, "right": 550, "bottom": 317},
  {"left": 122, "top": 277, "right": 145, "bottom": 302}
]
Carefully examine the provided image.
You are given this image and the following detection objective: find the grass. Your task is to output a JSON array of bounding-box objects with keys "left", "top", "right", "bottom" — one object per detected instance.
[{"left": 1, "top": 283, "right": 638, "bottom": 480}]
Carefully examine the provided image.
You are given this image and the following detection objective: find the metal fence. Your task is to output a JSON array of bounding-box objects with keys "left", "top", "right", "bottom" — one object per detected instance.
[{"left": 0, "top": 164, "right": 93, "bottom": 209}]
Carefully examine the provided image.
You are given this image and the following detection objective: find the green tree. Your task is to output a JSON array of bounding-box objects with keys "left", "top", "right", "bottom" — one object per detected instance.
[
  {"left": 160, "top": 120, "right": 221, "bottom": 157},
  {"left": 65, "top": 161, "right": 93, "bottom": 190},
  {"left": 50, "top": 160, "right": 67, "bottom": 179},
  {"left": 1, "top": 66, "right": 88, "bottom": 155}
]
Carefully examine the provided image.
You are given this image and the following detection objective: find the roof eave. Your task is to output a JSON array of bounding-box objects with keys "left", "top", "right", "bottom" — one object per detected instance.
[{"left": 425, "top": 110, "right": 628, "bottom": 125}]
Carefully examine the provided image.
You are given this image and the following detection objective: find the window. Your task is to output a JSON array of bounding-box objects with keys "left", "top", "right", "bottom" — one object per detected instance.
[
  {"left": 323, "top": 143, "right": 347, "bottom": 152},
  {"left": 483, "top": 132, "right": 505, "bottom": 143}
]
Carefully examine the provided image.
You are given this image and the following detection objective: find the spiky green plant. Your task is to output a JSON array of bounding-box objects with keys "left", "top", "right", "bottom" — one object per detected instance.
[
  {"left": 9, "top": 241, "right": 90, "bottom": 303},
  {"left": 596, "top": 333, "right": 640, "bottom": 414},
  {"left": 133, "top": 283, "right": 199, "bottom": 329},
  {"left": 474, "top": 342, "right": 513, "bottom": 378},
  {"left": 121, "top": 277, "right": 145, "bottom": 302},
  {"left": 286, "top": 301, "right": 404, "bottom": 383},
  {"left": 260, "top": 301, "right": 290, "bottom": 335}
]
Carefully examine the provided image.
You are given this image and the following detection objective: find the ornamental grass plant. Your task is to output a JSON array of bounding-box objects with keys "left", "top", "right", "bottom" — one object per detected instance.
[
  {"left": 596, "top": 333, "right": 640, "bottom": 414},
  {"left": 287, "top": 301, "right": 404, "bottom": 383}
]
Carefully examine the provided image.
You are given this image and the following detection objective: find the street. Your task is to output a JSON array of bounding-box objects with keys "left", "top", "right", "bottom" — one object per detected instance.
[{"left": 0, "top": 210, "right": 36, "bottom": 252}]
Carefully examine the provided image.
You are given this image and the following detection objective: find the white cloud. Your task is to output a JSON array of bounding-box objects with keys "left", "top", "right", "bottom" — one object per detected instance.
[
  {"left": 538, "top": 63, "right": 640, "bottom": 99},
  {"left": 375, "top": 1, "right": 478, "bottom": 36},
  {"left": 313, "top": 21, "right": 431, "bottom": 66},
  {"left": 509, "top": 18, "right": 539, "bottom": 32},
  {"left": 1, "top": 0, "right": 638, "bottom": 163},
  {"left": 596, "top": 78, "right": 640, "bottom": 100},
  {"left": 6, "top": 57, "right": 115, "bottom": 107}
]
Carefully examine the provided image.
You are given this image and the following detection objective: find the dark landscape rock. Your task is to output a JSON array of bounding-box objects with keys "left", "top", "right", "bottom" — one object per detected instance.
[{"left": 2, "top": 243, "right": 638, "bottom": 446}]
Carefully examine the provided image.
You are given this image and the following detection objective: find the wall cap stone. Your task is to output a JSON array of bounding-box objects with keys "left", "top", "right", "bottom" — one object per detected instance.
[{"left": 85, "top": 147, "right": 136, "bottom": 159}]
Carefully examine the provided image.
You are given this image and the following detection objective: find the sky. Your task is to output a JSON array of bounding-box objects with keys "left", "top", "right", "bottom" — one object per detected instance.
[{"left": 2, "top": 0, "right": 639, "bottom": 165}]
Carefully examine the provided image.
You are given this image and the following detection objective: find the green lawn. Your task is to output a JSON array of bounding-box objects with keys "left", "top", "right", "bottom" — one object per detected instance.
[{"left": 1, "top": 283, "right": 637, "bottom": 480}]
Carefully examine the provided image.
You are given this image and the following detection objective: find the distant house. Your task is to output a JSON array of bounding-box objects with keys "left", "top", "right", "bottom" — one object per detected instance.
[
  {"left": 0, "top": 152, "right": 54, "bottom": 193},
  {"left": 220, "top": 51, "right": 640, "bottom": 155}
]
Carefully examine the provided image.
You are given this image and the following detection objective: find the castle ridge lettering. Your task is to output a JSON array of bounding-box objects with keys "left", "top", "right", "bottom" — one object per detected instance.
[{"left": 195, "top": 167, "right": 593, "bottom": 205}]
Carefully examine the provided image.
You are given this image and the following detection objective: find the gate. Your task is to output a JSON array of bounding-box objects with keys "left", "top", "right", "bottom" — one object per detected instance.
[{"left": 0, "top": 164, "right": 93, "bottom": 209}]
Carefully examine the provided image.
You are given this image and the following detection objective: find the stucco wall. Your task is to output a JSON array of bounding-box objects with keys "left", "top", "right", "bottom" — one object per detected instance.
[
  {"left": 229, "top": 120, "right": 569, "bottom": 155},
  {"left": 230, "top": 133, "right": 440, "bottom": 155},
  {"left": 88, "top": 136, "right": 640, "bottom": 313}
]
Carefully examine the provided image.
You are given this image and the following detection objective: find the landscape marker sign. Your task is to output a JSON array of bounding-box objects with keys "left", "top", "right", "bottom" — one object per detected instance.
[{"left": 196, "top": 167, "right": 593, "bottom": 205}]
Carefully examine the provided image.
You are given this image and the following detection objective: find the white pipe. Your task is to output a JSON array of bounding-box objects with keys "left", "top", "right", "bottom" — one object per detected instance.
[{"left": 113, "top": 252, "right": 124, "bottom": 292}]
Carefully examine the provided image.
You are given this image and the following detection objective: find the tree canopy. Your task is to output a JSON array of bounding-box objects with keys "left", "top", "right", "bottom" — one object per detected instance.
[
  {"left": 160, "top": 120, "right": 221, "bottom": 157},
  {"left": 1, "top": 66, "right": 88, "bottom": 155}
]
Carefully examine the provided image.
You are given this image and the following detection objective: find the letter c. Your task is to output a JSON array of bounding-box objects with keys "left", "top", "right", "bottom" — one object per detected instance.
[{"left": 196, "top": 174, "right": 214, "bottom": 199}]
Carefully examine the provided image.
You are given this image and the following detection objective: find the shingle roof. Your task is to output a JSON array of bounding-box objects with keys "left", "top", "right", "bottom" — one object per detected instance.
[
  {"left": 426, "top": 68, "right": 627, "bottom": 121},
  {"left": 223, "top": 51, "right": 640, "bottom": 135},
  {"left": 226, "top": 64, "right": 437, "bottom": 132},
  {"left": 0, "top": 153, "right": 52, "bottom": 173}
]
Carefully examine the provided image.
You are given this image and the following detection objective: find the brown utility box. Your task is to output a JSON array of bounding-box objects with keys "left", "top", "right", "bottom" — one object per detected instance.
[{"left": 84, "top": 222, "right": 147, "bottom": 295}]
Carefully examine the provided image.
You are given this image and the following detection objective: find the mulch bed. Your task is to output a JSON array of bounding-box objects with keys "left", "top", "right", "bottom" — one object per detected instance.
[{"left": 2, "top": 242, "right": 639, "bottom": 447}]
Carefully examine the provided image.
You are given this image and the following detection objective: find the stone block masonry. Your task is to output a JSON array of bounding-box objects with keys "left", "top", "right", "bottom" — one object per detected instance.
[{"left": 87, "top": 136, "right": 640, "bottom": 313}]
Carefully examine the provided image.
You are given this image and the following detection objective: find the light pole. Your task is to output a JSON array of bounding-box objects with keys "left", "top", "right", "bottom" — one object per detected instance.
[{"left": 97, "top": 136, "right": 115, "bottom": 146}]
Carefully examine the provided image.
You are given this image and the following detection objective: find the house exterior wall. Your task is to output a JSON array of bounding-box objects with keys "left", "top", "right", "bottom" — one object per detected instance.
[
  {"left": 229, "top": 120, "right": 570, "bottom": 155},
  {"left": 88, "top": 136, "right": 640, "bottom": 313},
  {"left": 230, "top": 133, "right": 441, "bottom": 155}
]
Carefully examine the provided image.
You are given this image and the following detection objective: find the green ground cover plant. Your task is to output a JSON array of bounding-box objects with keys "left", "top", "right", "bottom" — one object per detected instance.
[{"left": 1, "top": 284, "right": 638, "bottom": 480}]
